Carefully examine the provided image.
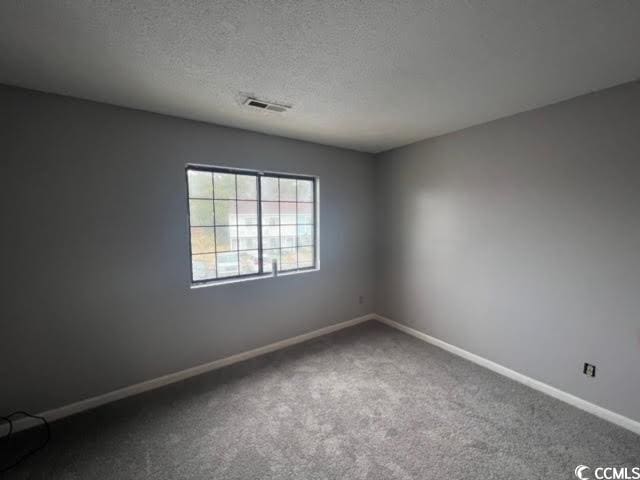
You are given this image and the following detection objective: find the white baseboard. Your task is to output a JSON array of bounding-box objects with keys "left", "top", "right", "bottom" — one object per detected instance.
[
  {"left": 11, "top": 314, "right": 374, "bottom": 433},
  {"left": 13, "top": 312, "right": 639, "bottom": 438},
  {"left": 373, "top": 314, "right": 640, "bottom": 436}
]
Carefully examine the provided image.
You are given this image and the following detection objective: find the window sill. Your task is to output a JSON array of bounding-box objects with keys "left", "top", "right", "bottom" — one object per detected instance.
[{"left": 190, "top": 267, "right": 320, "bottom": 289}]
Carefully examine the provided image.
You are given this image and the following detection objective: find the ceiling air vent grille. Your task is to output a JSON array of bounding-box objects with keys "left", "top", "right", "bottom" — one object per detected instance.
[{"left": 244, "top": 97, "right": 291, "bottom": 113}]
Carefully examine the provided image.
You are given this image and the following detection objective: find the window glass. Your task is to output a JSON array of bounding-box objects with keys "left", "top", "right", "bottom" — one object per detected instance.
[
  {"left": 214, "top": 172, "right": 236, "bottom": 199},
  {"left": 188, "top": 170, "right": 212, "bottom": 198},
  {"left": 187, "top": 168, "right": 316, "bottom": 283}
]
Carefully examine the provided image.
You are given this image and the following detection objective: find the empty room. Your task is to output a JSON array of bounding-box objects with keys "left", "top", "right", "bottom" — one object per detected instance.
[{"left": 2, "top": 1, "right": 639, "bottom": 478}]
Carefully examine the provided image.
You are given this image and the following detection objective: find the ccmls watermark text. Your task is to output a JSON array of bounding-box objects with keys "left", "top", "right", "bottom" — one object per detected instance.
[{"left": 575, "top": 465, "right": 640, "bottom": 480}]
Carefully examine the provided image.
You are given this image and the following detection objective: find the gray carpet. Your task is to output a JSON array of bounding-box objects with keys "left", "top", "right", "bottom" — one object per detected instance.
[{"left": 4, "top": 321, "right": 639, "bottom": 479}]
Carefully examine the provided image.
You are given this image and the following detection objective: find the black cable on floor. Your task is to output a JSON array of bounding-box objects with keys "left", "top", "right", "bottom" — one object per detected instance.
[{"left": 0, "top": 411, "right": 50, "bottom": 473}]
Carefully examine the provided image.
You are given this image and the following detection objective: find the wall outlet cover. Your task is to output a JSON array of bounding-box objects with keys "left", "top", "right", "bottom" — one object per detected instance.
[{"left": 583, "top": 363, "right": 596, "bottom": 377}]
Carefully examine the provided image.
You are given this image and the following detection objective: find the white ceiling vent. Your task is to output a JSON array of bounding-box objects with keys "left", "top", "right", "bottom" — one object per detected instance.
[{"left": 243, "top": 97, "right": 291, "bottom": 113}]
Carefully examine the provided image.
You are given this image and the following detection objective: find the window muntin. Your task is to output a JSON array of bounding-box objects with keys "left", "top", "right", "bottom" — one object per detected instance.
[{"left": 187, "top": 166, "right": 317, "bottom": 284}]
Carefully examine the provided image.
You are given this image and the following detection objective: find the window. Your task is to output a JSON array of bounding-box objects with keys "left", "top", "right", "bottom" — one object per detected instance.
[{"left": 186, "top": 165, "right": 318, "bottom": 284}]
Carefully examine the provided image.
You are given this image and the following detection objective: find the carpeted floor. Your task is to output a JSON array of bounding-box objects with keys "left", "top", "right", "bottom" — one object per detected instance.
[{"left": 4, "top": 321, "right": 639, "bottom": 479}]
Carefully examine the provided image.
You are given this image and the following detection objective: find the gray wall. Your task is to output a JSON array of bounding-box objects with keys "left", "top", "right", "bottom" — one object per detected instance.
[
  {"left": 4, "top": 80, "right": 640, "bottom": 425},
  {"left": 1, "top": 85, "right": 375, "bottom": 414},
  {"left": 375, "top": 81, "right": 640, "bottom": 422}
]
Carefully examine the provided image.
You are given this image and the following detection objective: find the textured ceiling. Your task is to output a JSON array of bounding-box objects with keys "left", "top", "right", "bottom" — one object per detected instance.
[{"left": 2, "top": 1, "right": 640, "bottom": 153}]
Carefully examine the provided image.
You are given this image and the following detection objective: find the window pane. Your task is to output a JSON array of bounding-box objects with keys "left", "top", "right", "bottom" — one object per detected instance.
[
  {"left": 214, "top": 173, "right": 236, "bottom": 199},
  {"left": 280, "top": 248, "right": 297, "bottom": 270},
  {"left": 236, "top": 201, "right": 257, "bottom": 225},
  {"left": 262, "top": 226, "right": 280, "bottom": 249},
  {"left": 261, "top": 202, "right": 279, "bottom": 225},
  {"left": 239, "top": 250, "right": 259, "bottom": 274},
  {"left": 189, "top": 199, "right": 213, "bottom": 226},
  {"left": 297, "top": 179, "right": 313, "bottom": 202},
  {"left": 188, "top": 168, "right": 316, "bottom": 283},
  {"left": 192, "top": 254, "right": 216, "bottom": 281},
  {"left": 214, "top": 200, "right": 237, "bottom": 225},
  {"left": 237, "top": 175, "right": 257, "bottom": 200},
  {"left": 280, "top": 178, "right": 296, "bottom": 201},
  {"left": 280, "top": 202, "right": 297, "bottom": 224},
  {"left": 238, "top": 225, "right": 258, "bottom": 250},
  {"left": 215, "top": 226, "right": 237, "bottom": 252},
  {"left": 263, "top": 249, "right": 280, "bottom": 273},
  {"left": 298, "top": 246, "right": 314, "bottom": 268},
  {"left": 191, "top": 227, "right": 215, "bottom": 254},
  {"left": 216, "top": 252, "right": 238, "bottom": 278},
  {"left": 297, "top": 225, "right": 313, "bottom": 246},
  {"left": 188, "top": 170, "right": 212, "bottom": 198},
  {"left": 281, "top": 225, "right": 296, "bottom": 248},
  {"left": 261, "top": 177, "right": 279, "bottom": 201},
  {"left": 297, "top": 203, "right": 314, "bottom": 224}
]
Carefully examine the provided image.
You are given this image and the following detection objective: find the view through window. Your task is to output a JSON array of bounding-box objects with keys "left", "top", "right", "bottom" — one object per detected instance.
[{"left": 187, "top": 166, "right": 317, "bottom": 283}]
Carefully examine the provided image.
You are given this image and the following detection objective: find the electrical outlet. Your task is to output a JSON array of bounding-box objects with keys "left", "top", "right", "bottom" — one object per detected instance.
[
  {"left": 358, "top": 296, "right": 364, "bottom": 305},
  {"left": 583, "top": 363, "right": 596, "bottom": 378}
]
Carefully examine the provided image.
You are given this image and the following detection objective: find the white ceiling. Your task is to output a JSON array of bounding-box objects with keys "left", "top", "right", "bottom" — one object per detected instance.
[{"left": 2, "top": 1, "right": 640, "bottom": 153}]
